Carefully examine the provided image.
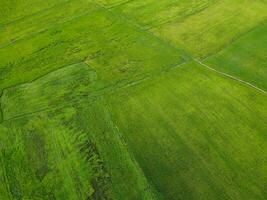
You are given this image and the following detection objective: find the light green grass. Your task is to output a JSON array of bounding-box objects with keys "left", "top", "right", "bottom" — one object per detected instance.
[
  {"left": 1, "top": 63, "right": 96, "bottom": 120},
  {"left": 110, "top": 0, "right": 218, "bottom": 29},
  {"left": 0, "top": 6, "right": 186, "bottom": 91},
  {"left": 0, "top": 0, "right": 99, "bottom": 47},
  {"left": 153, "top": 0, "right": 267, "bottom": 58},
  {"left": 204, "top": 22, "right": 267, "bottom": 91},
  {"left": 96, "top": 0, "right": 128, "bottom": 8},
  {"left": 106, "top": 61, "right": 267, "bottom": 200},
  {"left": 0, "top": 0, "right": 68, "bottom": 25}
]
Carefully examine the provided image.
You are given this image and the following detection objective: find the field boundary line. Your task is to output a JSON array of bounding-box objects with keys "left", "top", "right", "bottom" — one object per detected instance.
[
  {"left": 195, "top": 59, "right": 267, "bottom": 95},
  {"left": 105, "top": 104, "right": 162, "bottom": 199},
  {"left": 93, "top": 1, "right": 191, "bottom": 61},
  {"left": 202, "top": 18, "right": 267, "bottom": 60}
]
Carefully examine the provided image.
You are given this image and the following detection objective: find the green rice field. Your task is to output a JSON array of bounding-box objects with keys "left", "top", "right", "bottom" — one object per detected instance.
[{"left": 0, "top": 0, "right": 266, "bottom": 199}]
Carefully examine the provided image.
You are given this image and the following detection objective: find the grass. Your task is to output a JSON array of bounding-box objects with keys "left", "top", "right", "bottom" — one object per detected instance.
[
  {"left": 0, "top": 0, "right": 99, "bottom": 47},
  {"left": 109, "top": 0, "right": 218, "bottom": 29},
  {"left": 152, "top": 0, "right": 267, "bottom": 58},
  {"left": 106, "top": 61, "right": 267, "bottom": 200},
  {"left": 0, "top": 109, "right": 101, "bottom": 199},
  {"left": 0, "top": 53, "right": 163, "bottom": 199},
  {"left": 0, "top": 99, "right": 160, "bottom": 200},
  {"left": 204, "top": 22, "right": 267, "bottom": 91},
  {"left": 96, "top": 0, "right": 128, "bottom": 8},
  {"left": 0, "top": 0, "right": 68, "bottom": 25},
  {"left": 0, "top": 0, "right": 267, "bottom": 199},
  {"left": 1, "top": 62, "right": 96, "bottom": 120},
  {"left": 75, "top": 100, "right": 161, "bottom": 200},
  {"left": 0, "top": 4, "right": 186, "bottom": 91}
]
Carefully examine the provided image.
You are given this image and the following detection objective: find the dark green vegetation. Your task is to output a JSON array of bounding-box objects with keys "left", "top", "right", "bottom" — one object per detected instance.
[
  {"left": 0, "top": 0, "right": 267, "bottom": 199},
  {"left": 106, "top": 62, "right": 267, "bottom": 200}
]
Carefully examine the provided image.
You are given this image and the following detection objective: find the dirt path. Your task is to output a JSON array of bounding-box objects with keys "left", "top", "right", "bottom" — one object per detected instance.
[{"left": 195, "top": 59, "right": 267, "bottom": 95}]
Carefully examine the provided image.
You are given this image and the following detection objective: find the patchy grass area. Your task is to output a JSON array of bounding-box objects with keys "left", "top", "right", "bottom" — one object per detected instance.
[
  {"left": 0, "top": 101, "right": 159, "bottom": 199},
  {"left": 0, "top": 0, "right": 267, "bottom": 199},
  {"left": 0, "top": 110, "right": 101, "bottom": 200},
  {"left": 152, "top": 0, "right": 267, "bottom": 58}
]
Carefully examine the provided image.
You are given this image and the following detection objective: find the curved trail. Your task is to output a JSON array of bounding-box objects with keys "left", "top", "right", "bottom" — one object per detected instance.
[{"left": 195, "top": 59, "right": 267, "bottom": 95}]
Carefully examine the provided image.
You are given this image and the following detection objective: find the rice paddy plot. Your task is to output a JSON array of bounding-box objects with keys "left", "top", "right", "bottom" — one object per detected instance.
[
  {"left": 0, "top": 7, "right": 186, "bottom": 91},
  {"left": 109, "top": 0, "right": 218, "bottom": 29},
  {"left": 204, "top": 22, "right": 267, "bottom": 92},
  {"left": 74, "top": 100, "right": 161, "bottom": 200},
  {"left": 1, "top": 63, "right": 96, "bottom": 120},
  {"left": 0, "top": 0, "right": 99, "bottom": 47},
  {"left": 152, "top": 0, "right": 267, "bottom": 58},
  {"left": 0, "top": 107, "right": 110, "bottom": 200},
  {"left": 1, "top": 0, "right": 267, "bottom": 199},
  {"left": 0, "top": 0, "right": 68, "bottom": 26},
  {"left": 0, "top": 99, "right": 159, "bottom": 200},
  {"left": 105, "top": 61, "right": 267, "bottom": 200}
]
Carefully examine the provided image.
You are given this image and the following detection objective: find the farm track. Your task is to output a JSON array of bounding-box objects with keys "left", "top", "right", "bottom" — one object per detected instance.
[
  {"left": 1, "top": 2, "right": 267, "bottom": 199},
  {"left": 195, "top": 59, "right": 267, "bottom": 95},
  {"left": 1, "top": 0, "right": 264, "bottom": 92},
  {"left": 1, "top": 0, "right": 266, "bottom": 122},
  {"left": 3, "top": 56, "right": 266, "bottom": 124},
  {"left": 99, "top": 0, "right": 267, "bottom": 97}
]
